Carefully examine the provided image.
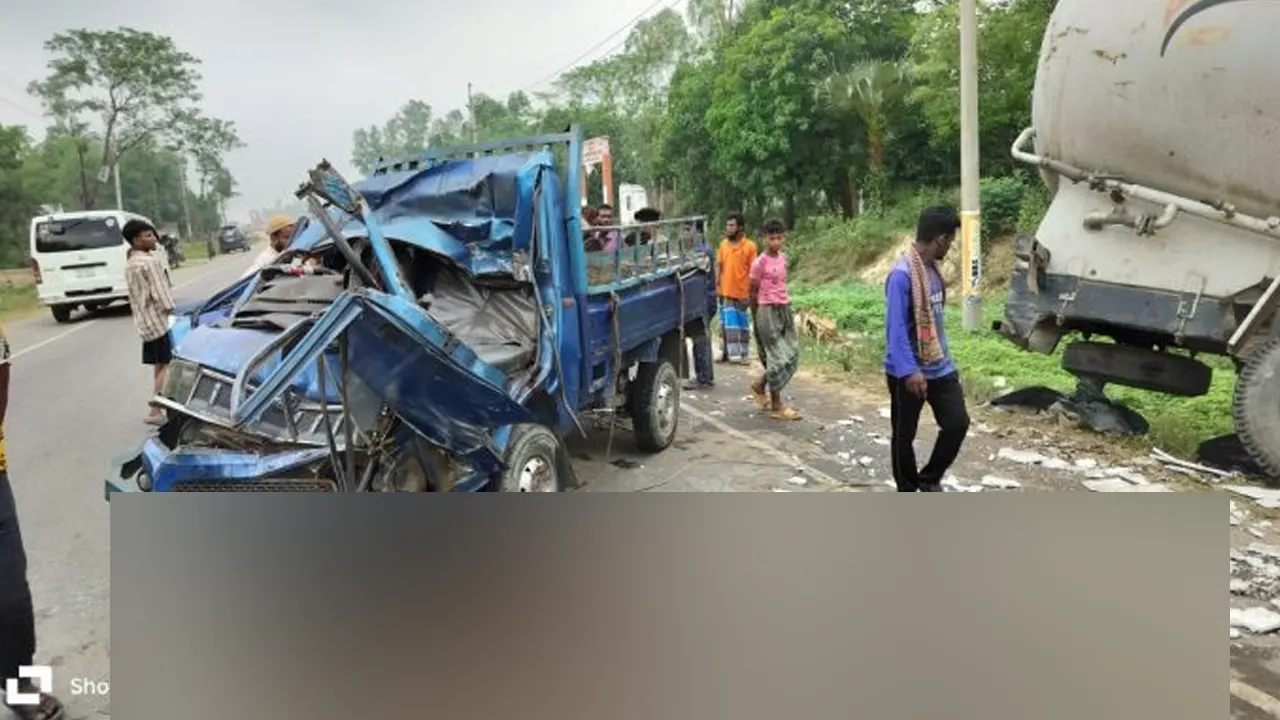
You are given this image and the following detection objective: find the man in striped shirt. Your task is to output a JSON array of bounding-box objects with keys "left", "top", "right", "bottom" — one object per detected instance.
[{"left": 122, "top": 220, "right": 176, "bottom": 426}]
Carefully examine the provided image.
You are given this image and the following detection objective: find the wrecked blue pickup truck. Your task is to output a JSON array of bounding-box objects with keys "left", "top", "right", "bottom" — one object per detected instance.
[{"left": 105, "top": 126, "right": 715, "bottom": 493}]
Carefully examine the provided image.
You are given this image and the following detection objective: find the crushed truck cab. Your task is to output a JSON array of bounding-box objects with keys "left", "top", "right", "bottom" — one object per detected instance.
[{"left": 105, "top": 126, "right": 715, "bottom": 494}]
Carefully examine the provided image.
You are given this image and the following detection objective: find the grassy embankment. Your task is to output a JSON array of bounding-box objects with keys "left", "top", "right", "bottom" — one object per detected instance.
[{"left": 784, "top": 183, "right": 1233, "bottom": 458}]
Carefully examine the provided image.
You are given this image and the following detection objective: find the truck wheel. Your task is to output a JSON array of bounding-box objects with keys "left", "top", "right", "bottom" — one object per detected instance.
[
  {"left": 1234, "top": 336, "right": 1280, "bottom": 483},
  {"left": 494, "top": 424, "right": 562, "bottom": 492},
  {"left": 631, "top": 359, "right": 679, "bottom": 453},
  {"left": 50, "top": 305, "right": 73, "bottom": 323},
  {"left": 1061, "top": 341, "right": 1212, "bottom": 397}
]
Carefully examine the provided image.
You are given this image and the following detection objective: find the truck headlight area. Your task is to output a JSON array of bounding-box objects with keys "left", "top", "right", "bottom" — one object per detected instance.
[{"left": 162, "top": 359, "right": 201, "bottom": 403}]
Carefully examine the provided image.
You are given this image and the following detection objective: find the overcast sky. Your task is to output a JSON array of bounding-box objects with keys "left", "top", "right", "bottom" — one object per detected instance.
[{"left": 0, "top": 0, "right": 669, "bottom": 219}]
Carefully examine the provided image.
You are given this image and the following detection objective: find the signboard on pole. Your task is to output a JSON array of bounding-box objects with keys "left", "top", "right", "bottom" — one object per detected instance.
[{"left": 583, "top": 136, "right": 610, "bottom": 167}]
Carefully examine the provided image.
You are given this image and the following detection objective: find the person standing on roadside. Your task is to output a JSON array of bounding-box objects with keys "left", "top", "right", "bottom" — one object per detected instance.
[
  {"left": 0, "top": 327, "right": 68, "bottom": 720},
  {"left": 748, "top": 218, "right": 800, "bottom": 419},
  {"left": 884, "top": 206, "right": 971, "bottom": 492},
  {"left": 123, "top": 220, "right": 176, "bottom": 426},
  {"left": 683, "top": 219, "right": 716, "bottom": 390},
  {"left": 243, "top": 215, "right": 298, "bottom": 278},
  {"left": 715, "top": 213, "right": 756, "bottom": 363}
]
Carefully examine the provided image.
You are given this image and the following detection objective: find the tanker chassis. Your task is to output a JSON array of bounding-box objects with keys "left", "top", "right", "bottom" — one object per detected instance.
[{"left": 995, "top": 0, "right": 1280, "bottom": 480}]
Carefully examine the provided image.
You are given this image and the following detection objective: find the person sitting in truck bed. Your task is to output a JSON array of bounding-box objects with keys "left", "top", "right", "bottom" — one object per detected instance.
[
  {"left": 624, "top": 207, "right": 661, "bottom": 247},
  {"left": 590, "top": 204, "right": 621, "bottom": 253}
]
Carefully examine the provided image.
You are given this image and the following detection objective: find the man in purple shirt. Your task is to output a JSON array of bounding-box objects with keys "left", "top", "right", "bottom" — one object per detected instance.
[{"left": 883, "top": 206, "right": 970, "bottom": 492}]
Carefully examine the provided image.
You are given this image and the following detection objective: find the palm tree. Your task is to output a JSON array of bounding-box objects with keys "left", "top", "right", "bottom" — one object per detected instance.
[{"left": 816, "top": 60, "right": 913, "bottom": 211}]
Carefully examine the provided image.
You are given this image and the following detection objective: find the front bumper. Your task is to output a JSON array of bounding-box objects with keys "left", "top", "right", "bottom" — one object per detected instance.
[
  {"left": 104, "top": 437, "right": 336, "bottom": 498},
  {"left": 40, "top": 289, "right": 128, "bottom": 307}
]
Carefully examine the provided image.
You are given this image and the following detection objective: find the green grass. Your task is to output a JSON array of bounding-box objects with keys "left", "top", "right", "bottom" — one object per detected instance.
[
  {"left": 0, "top": 282, "right": 40, "bottom": 321},
  {"left": 790, "top": 281, "right": 1235, "bottom": 457}
]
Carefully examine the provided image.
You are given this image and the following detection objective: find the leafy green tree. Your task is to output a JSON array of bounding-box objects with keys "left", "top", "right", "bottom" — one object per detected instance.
[{"left": 26, "top": 28, "right": 235, "bottom": 209}]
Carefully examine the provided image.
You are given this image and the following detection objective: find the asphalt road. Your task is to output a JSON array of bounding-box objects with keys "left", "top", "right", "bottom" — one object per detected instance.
[{"left": 5, "top": 249, "right": 260, "bottom": 719}]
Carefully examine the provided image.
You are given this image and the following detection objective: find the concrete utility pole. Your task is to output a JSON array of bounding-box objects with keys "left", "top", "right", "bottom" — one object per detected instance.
[
  {"left": 113, "top": 163, "right": 124, "bottom": 211},
  {"left": 177, "top": 156, "right": 194, "bottom": 241},
  {"left": 467, "top": 82, "right": 477, "bottom": 144},
  {"left": 959, "top": 0, "right": 983, "bottom": 331}
]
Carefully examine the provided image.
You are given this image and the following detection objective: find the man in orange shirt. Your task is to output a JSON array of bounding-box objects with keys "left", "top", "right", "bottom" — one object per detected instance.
[{"left": 716, "top": 213, "right": 757, "bottom": 363}]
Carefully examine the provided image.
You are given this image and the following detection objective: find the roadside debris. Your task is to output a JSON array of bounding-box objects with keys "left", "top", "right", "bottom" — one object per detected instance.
[
  {"left": 1150, "top": 447, "right": 1235, "bottom": 483},
  {"left": 1231, "top": 606, "right": 1280, "bottom": 634},
  {"left": 1226, "top": 486, "right": 1280, "bottom": 510}
]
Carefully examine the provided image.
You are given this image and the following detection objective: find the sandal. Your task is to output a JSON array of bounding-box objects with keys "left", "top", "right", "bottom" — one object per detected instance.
[
  {"left": 749, "top": 384, "right": 768, "bottom": 408},
  {"left": 769, "top": 407, "right": 802, "bottom": 421},
  {"left": 5, "top": 684, "right": 65, "bottom": 720}
]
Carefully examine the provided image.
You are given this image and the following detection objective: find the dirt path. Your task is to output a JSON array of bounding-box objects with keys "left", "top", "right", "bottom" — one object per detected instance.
[{"left": 683, "top": 352, "right": 1280, "bottom": 716}]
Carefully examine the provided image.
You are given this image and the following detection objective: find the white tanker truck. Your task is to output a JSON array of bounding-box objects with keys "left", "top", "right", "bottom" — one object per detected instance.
[{"left": 996, "top": 0, "right": 1280, "bottom": 479}]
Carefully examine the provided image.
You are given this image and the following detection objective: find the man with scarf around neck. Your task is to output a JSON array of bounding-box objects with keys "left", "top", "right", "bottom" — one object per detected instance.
[{"left": 883, "top": 206, "right": 971, "bottom": 492}]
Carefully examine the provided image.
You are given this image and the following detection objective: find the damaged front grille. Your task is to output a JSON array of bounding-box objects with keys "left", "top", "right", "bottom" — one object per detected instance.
[
  {"left": 171, "top": 480, "right": 337, "bottom": 492},
  {"left": 180, "top": 369, "right": 345, "bottom": 445}
]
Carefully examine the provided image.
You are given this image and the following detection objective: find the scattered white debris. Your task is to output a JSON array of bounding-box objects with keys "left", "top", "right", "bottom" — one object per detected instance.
[
  {"left": 785, "top": 476, "right": 808, "bottom": 487},
  {"left": 858, "top": 456, "right": 874, "bottom": 467},
  {"left": 974, "top": 422, "right": 996, "bottom": 434},
  {"left": 1073, "top": 458, "right": 1099, "bottom": 471},
  {"left": 1226, "top": 486, "right": 1280, "bottom": 510},
  {"left": 981, "top": 475, "right": 1022, "bottom": 490},
  {"left": 1231, "top": 606, "right": 1280, "bottom": 634},
  {"left": 1231, "top": 544, "right": 1280, "bottom": 601},
  {"left": 997, "top": 447, "right": 1047, "bottom": 465},
  {"left": 877, "top": 406, "right": 891, "bottom": 419},
  {"left": 1151, "top": 447, "right": 1234, "bottom": 480},
  {"left": 1041, "top": 457, "right": 1070, "bottom": 471},
  {"left": 1232, "top": 627, "right": 1243, "bottom": 640},
  {"left": 837, "top": 419, "right": 856, "bottom": 427},
  {"left": 1082, "top": 478, "right": 1172, "bottom": 492},
  {"left": 836, "top": 451, "right": 851, "bottom": 463},
  {"left": 850, "top": 415, "right": 866, "bottom": 424},
  {"left": 1113, "top": 468, "right": 1149, "bottom": 485},
  {"left": 1251, "top": 526, "right": 1269, "bottom": 539},
  {"left": 992, "top": 376, "right": 1008, "bottom": 389},
  {"left": 772, "top": 488, "right": 791, "bottom": 493},
  {"left": 872, "top": 438, "right": 890, "bottom": 446}
]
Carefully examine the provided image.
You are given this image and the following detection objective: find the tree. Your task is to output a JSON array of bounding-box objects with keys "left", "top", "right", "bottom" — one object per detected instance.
[
  {"left": 908, "top": 0, "right": 1053, "bottom": 177},
  {"left": 351, "top": 100, "right": 435, "bottom": 174},
  {"left": 26, "top": 28, "right": 219, "bottom": 209},
  {"left": 817, "top": 60, "right": 914, "bottom": 213}
]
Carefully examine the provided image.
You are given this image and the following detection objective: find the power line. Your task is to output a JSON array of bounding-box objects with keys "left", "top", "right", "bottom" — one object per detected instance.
[
  {"left": 520, "top": 0, "right": 686, "bottom": 93},
  {"left": 0, "top": 93, "right": 41, "bottom": 120}
]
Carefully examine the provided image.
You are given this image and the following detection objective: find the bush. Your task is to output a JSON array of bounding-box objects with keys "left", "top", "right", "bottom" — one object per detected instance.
[
  {"left": 1016, "top": 181, "right": 1050, "bottom": 235},
  {"left": 979, "top": 175, "right": 1026, "bottom": 240}
]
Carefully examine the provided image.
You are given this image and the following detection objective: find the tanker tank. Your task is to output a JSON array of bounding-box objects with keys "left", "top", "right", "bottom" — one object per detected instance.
[{"left": 995, "top": 0, "right": 1280, "bottom": 480}]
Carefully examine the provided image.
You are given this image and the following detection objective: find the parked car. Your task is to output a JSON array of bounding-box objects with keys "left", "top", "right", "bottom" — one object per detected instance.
[{"left": 216, "top": 225, "right": 252, "bottom": 253}]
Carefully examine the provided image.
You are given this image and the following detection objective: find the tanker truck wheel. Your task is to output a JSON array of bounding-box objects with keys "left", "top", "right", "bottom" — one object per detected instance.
[{"left": 1232, "top": 335, "right": 1280, "bottom": 483}]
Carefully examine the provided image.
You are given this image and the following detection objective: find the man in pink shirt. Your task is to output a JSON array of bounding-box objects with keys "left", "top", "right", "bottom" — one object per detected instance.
[{"left": 747, "top": 218, "right": 800, "bottom": 420}]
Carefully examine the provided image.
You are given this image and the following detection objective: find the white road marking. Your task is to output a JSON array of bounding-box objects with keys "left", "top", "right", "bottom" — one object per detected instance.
[
  {"left": 10, "top": 260, "right": 244, "bottom": 362},
  {"left": 681, "top": 398, "right": 847, "bottom": 490},
  {"left": 1232, "top": 671, "right": 1280, "bottom": 717}
]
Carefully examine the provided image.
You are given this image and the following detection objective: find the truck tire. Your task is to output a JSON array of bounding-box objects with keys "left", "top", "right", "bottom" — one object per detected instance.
[
  {"left": 1233, "top": 335, "right": 1280, "bottom": 483},
  {"left": 493, "top": 424, "right": 562, "bottom": 492},
  {"left": 1061, "top": 341, "right": 1212, "bottom": 397},
  {"left": 631, "top": 359, "right": 679, "bottom": 453},
  {"left": 51, "top": 305, "right": 73, "bottom": 323}
]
